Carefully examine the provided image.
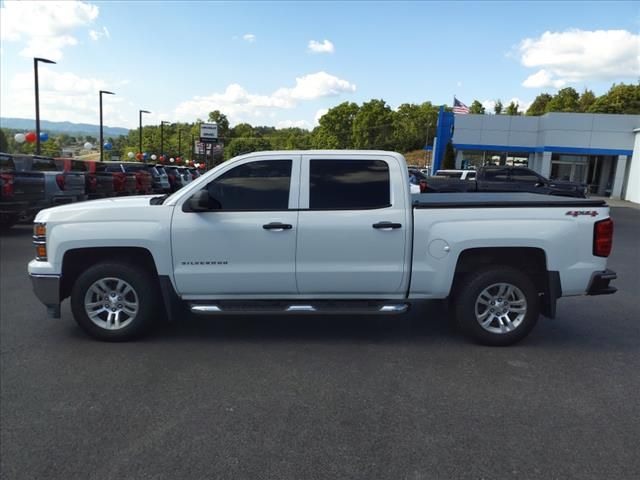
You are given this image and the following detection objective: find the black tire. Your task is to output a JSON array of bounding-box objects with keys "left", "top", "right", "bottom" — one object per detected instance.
[
  {"left": 70, "top": 262, "right": 158, "bottom": 341},
  {"left": 453, "top": 267, "right": 539, "bottom": 346}
]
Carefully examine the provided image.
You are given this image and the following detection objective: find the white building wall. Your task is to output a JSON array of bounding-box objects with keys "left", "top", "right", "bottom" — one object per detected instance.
[{"left": 625, "top": 130, "right": 640, "bottom": 203}]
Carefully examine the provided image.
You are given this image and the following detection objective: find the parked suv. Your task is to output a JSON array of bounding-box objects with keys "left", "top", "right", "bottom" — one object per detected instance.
[
  {"left": 121, "top": 163, "right": 153, "bottom": 194},
  {"left": 164, "top": 165, "right": 188, "bottom": 192}
]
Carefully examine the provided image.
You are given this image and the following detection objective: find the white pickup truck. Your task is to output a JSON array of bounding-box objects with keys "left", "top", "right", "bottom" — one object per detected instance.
[{"left": 28, "top": 150, "right": 617, "bottom": 345}]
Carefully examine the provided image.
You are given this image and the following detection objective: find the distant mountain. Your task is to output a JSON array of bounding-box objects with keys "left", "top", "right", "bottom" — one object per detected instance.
[{"left": 0, "top": 117, "right": 130, "bottom": 137}]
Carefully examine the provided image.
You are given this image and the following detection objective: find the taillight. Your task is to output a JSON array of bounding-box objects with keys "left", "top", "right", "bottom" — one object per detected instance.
[
  {"left": 55, "top": 174, "right": 66, "bottom": 190},
  {"left": 87, "top": 174, "right": 97, "bottom": 192},
  {"left": 113, "top": 172, "right": 126, "bottom": 192},
  {"left": 419, "top": 180, "right": 427, "bottom": 193},
  {"left": 0, "top": 173, "right": 14, "bottom": 198},
  {"left": 593, "top": 218, "right": 613, "bottom": 257}
]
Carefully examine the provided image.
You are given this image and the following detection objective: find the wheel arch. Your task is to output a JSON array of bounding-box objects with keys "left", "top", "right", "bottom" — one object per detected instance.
[{"left": 452, "top": 247, "right": 561, "bottom": 318}]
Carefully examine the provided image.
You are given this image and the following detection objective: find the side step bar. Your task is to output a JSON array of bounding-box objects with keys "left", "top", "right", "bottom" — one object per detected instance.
[{"left": 190, "top": 303, "right": 409, "bottom": 315}]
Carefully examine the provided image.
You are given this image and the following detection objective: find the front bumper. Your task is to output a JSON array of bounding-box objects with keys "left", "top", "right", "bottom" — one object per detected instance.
[
  {"left": 29, "top": 273, "right": 61, "bottom": 317},
  {"left": 586, "top": 269, "right": 617, "bottom": 296}
]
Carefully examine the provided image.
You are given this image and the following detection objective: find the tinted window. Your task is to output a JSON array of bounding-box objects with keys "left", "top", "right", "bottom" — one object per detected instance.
[
  {"left": 30, "top": 157, "right": 57, "bottom": 171},
  {"left": 70, "top": 161, "right": 88, "bottom": 172},
  {"left": 510, "top": 169, "right": 541, "bottom": 183},
  {"left": 483, "top": 168, "right": 509, "bottom": 181},
  {"left": 310, "top": 160, "right": 390, "bottom": 210},
  {"left": 207, "top": 160, "right": 291, "bottom": 211},
  {"left": 94, "top": 163, "right": 107, "bottom": 173},
  {"left": 435, "top": 171, "right": 462, "bottom": 178},
  {"left": 122, "top": 163, "right": 149, "bottom": 172},
  {"left": 466, "top": 172, "right": 476, "bottom": 180}
]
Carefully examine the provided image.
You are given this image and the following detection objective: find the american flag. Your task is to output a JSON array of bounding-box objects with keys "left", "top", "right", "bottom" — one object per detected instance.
[{"left": 452, "top": 97, "right": 470, "bottom": 114}]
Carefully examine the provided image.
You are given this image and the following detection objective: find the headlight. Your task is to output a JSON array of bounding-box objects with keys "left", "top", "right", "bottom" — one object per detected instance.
[{"left": 33, "top": 223, "right": 47, "bottom": 261}]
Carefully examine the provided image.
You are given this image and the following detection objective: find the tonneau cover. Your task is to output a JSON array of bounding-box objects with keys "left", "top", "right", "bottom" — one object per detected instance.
[{"left": 412, "top": 192, "right": 606, "bottom": 209}]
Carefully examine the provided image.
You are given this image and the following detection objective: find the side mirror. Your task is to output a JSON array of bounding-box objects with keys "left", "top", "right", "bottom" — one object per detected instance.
[
  {"left": 183, "top": 189, "right": 220, "bottom": 212},
  {"left": 535, "top": 181, "right": 545, "bottom": 187}
]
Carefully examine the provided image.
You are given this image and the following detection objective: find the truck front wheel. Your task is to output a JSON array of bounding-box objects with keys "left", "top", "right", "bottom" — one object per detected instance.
[
  {"left": 70, "top": 262, "right": 158, "bottom": 341},
  {"left": 453, "top": 267, "right": 539, "bottom": 346}
]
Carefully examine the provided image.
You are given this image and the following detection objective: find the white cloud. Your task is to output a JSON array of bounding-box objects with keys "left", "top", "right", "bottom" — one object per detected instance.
[
  {"left": 175, "top": 72, "right": 356, "bottom": 124},
  {"left": 517, "top": 29, "right": 640, "bottom": 89},
  {"left": 315, "top": 108, "right": 329, "bottom": 125},
  {"left": 89, "top": 26, "right": 110, "bottom": 41},
  {"left": 481, "top": 98, "right": 531, "bottom": 114},
  {"left": 0, "top": 0, "right": 99, "bottom": 60},
  {"left": 242, "top": 33, "right": 256, "bottom": 43},
  {"left": 276, "top": 120, "right": 311, "bottom": 129},
  {"left": 308, "top": 39, "right": 335, "bottom": 54},
  {"left": 2, "top": 66, "right": 131, "bottom": 126}
]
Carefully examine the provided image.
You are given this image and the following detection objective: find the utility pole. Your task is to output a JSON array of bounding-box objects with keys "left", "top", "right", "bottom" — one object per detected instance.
[
  {"left": 139, "top": 109, "right": 151, "bottom": 155},
  {"left": 99, "top": 90, "right": 115, "bottom": 161},
  {"left": 34, "top": 57, "right": 56, "bottom": 155}
]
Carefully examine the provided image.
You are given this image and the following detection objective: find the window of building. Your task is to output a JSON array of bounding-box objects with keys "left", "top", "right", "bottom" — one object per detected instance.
[
  {"left": 310, "top": 159, "right": 390, "bottom": 210},
  {"left": 207, "top": 160, "right": 292, "bottom": 211}
]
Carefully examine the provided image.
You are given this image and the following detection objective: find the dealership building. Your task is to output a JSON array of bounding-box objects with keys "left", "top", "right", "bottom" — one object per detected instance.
[{"left": 431, "top": 110, "right": 640, "bottom": 203}]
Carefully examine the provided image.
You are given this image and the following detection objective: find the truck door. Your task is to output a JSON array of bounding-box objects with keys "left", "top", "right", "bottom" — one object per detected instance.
[
  {"left": 295, "top": 155, "right": 408, "bottom": 295},
  {"left": 171, "top": 155, "right": 300, "bottom": 296}
]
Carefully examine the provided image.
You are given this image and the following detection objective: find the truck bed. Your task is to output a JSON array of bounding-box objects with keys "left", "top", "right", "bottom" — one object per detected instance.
[{"left": 412, "top": 192, "right": 606, "bottom": 209}]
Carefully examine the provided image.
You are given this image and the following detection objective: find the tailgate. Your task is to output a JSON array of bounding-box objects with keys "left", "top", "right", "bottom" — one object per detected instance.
[
  {"left": 62, "top": 172, "right": 86, "bottom": 193},
  {"left": 11, "top": 172, "right": 45, "bottom": 203}
]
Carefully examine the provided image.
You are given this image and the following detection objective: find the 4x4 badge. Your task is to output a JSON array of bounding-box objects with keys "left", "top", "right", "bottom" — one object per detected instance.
[{"left": 565, "top": 210, "right": 598, "bottom": 217}]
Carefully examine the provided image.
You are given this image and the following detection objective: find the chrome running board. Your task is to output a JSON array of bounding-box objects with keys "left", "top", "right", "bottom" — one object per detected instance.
[{"left": 189, "top": 302, "right": 409, "bottom": 315}]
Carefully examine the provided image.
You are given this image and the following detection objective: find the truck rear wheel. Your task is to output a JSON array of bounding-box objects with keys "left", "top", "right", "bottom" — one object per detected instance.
[
  {"left": 70, "top": 262, "right": 158, "bottom": 341},
  {"left": 453, "top": 267, "right": 539, "bottom": 346}
]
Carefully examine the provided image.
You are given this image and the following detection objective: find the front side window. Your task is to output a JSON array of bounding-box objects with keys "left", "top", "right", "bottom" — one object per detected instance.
[
  {"left": 483, "top": 168, "right": 510, "bottom": 181},
  {"left": 310, "top": 159, "right": 390, "bottom": 210},
  {"left": 510, "top": 169, "right": 541, "bottom": 183},
  {"left": 207, "top": 160, "right": 292, "bottom": 211}
]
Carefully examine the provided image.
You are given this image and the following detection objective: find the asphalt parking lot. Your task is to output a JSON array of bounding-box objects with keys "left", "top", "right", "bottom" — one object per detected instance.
[{"left": 1, "top": 207, "right": 639, "bottom": 480}]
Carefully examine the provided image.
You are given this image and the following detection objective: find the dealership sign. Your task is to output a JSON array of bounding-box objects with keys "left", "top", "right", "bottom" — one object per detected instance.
[{"left": 200, "top": 123, "right": 218, "bottom": 143}]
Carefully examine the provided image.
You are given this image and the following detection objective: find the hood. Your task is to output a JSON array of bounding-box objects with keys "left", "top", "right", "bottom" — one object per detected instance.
[{"left": 35, "top": 195, "right": 160, "bottom": 223}]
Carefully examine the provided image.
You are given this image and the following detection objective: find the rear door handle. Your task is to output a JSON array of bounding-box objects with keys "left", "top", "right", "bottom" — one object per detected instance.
[
  {"left": 263, "top": 222, "right": 293, "bottom": 231},
  {"left": 372, "top": 221, "right": 402, "bottom": 230}
]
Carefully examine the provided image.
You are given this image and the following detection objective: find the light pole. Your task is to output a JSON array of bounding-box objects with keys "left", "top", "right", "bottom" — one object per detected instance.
[
  {"left": 177, "top": 125, "right": 181, "bottom": 158},
  {"left": 139, "top": 110, "right": 151, "bottom": 156},
  {"left": 160, "top": 120, "right": 170, "bottom": 159},
  {"left": 99, "top": 90, "right": 115, "bottom": 162},
  {"left": 34, "top": 57, "right": 56, "bottom": 155}
]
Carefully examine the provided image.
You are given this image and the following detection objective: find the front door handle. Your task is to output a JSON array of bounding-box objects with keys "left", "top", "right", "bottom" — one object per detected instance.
[
  {"left": 372, "top": 221, "right": 402, "bottom": 230},
  {"left": 263, "top": 222, "right": 293, "bottom": 231}
]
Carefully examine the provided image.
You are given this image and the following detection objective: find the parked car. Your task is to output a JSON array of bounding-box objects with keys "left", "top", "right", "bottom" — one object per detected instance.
[
  {"left": 146, "top": 165, "right": 171, "bottom": 193},
  {"left": 121, "top": 162, "right": 153, "bottom": 194},
  {"left": 177, "top": 166, "right": 193, "bottom": 184},
  {"left": 433, "top": 169, "right": 477, "bottom": 180},
  {"left": 164, "top": 165, "right": 188, "bottom": 192},
  {"left": 55, "top": 158, "right": 115, "bottom": 199},
  {"left": 0, "top": 153, "right": 45, "bottom": 228},
  {"left": 187, "top": 167, "right": 201, "bottom": 179},
  {"left": 423, "top": 166, "right": 588, "bottom": 197},
  {"left": 29, "top": 150, "right": 615, "bottom": 346},
  {"left": 98, "top": 162, "right": 138, "bottom": 196},
  {"left": 11, "top": 154, "right": 86, "bottom": 212}
]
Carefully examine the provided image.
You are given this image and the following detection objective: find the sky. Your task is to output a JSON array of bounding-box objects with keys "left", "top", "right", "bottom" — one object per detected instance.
[{"left": 1, "top": 0, "right": 638, "bottom": 130}]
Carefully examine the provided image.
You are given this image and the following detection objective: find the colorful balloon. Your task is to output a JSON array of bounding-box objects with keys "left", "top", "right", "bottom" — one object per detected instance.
[
  {"left": 135, "top": 153, "right": 143, "bottom": 161},
  {"left": 128, "top": 152, "right": 135, "bottom": 159},
  {"left": 159, "top": 155, "right": 165, "bottom": 163},
  {"left": 84, "top": 142, "right": 93, "bottom": 150},
  {"left": 103, "top": 142, "right": 112, "bottom": 150},
  {"left": 25, "top": 132, "right": 37, "bottom": 143},
  {"left": 151, "top": 154, "right": 157, "bottom": 161},
  {"left": 14, "top": 133, "right": 25, "bottom": 144},
  {"left": 39, "top": 132, "right": 49, "bottom": 141},
  {"left": 169, "top": 157, "right": 175, "bottom": 163}
]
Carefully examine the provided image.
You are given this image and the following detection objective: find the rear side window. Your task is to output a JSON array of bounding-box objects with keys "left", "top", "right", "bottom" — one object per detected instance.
[
  {"left": 70, "top": 161, "right": 88, "bottom": 172},
  {"left": 207, "top": 160, "right": 292, "bottom": 211},
  {"left": 466, "top": 172, "right": 476, "bottom": 180},
  {"left": 510, "top": 169, "right": 540, "bottom": 182},
  {"left": 310, "top": 159, "right": 390, "bottom": 210},
  {"left": 31, "top": 158, "right": 58, "bottom": 171}
]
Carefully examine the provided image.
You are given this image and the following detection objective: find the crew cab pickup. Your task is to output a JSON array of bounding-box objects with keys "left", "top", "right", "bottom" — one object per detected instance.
[
  {"left": 424, "top": 166, "right": 588, "bottom": 197},
  {"left": 1, "top": 153, "right": 46, "bottom": 228},
  {"left": 28, "top": 151, "right": 616, "bottom": 345}
]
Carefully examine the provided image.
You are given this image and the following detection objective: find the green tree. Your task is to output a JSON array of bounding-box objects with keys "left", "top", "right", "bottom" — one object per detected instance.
[
  {"left": 224, "top": 137, "right": 271, "bottom": 160},
  {"left": 0, "top": 129, "right": 7, "bottom": 152},
  {"left": 588, "top": 83, "right": 640, "bottom": 114},
  {"left": 207, "top": 110, "right": 230, "bottom": 140},
  {"left": 391, "top": 102, "right": 438, "bottom": 152},
  {"left": 526, "top": 93, "right": 552, "bottom": 115},
  {"left": 442, "top": 141, "right": 455, "bottom": 169},
  {"left": 312, "top": 101, "right": 360, "bottom": 149},
  {"left": 505, "top": 101, "right": 520, "bottom": 116},
  {"left": 469, "top": 100, "right": 485, "bottom": 114},
  {"left": 493, "top": 100, "right": 503, "bottom": 115},
  {"left": 578, "top": 89, "right": 596, "bottom": 112},
  {"left": 231, "top": 123, "right": 255, "bottom": 139},
  {"left": 546, "top": 87, "right": 580, "bottom": 112},
  {"left": 352, "top": 99, "right": 394, "bottom": 150}
]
